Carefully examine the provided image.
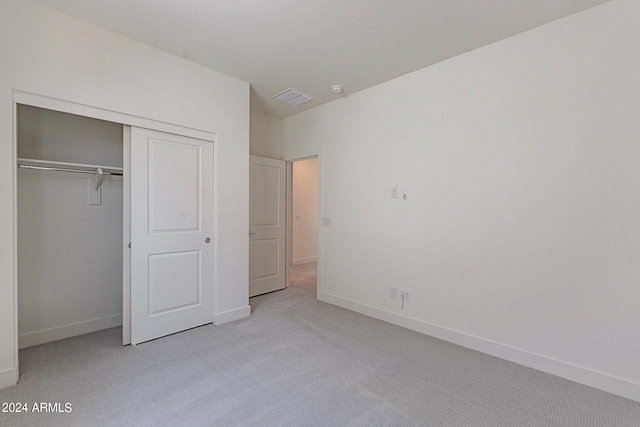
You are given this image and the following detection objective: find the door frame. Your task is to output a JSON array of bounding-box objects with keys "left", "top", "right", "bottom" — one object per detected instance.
[
  {"left": 284, "top": 149, "right": 323, "bottom": 299},
  {"left": 11, "top": 91, "right": 216, "bottom": 377}
]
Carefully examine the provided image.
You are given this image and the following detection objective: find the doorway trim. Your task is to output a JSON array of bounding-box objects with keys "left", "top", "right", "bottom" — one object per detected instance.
[
  {"left": 11, "top": 90, "right": 217, "bottom": 385},
  {"left": 284, "top": 149, "right": 323, "bottom": 299}
]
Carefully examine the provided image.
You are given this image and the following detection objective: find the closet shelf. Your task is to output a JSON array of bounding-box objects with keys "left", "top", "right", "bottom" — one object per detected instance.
[{"left": 17, "top": 158, "right": 123, "bottom": 175}]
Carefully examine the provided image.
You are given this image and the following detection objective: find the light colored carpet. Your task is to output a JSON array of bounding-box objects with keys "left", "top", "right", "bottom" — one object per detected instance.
[
  {"left": 1, "top": 264, "right": 639, "bottom": 426},
  {"left": 289, "top": 261, "right": 317, "bottom": 291}
]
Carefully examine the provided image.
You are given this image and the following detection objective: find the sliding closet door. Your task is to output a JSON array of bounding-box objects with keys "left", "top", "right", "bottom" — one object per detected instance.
[{"left": 130, "top": 127, "right": 214, "bottom": 345}]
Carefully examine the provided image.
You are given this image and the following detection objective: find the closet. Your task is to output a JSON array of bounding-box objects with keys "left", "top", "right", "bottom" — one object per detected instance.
[
  {"left": 16, "top": 102, "right": 216, "bottom": 349},
  {"left": 17, "top": 105, "right": 124, "bottom": 348}
]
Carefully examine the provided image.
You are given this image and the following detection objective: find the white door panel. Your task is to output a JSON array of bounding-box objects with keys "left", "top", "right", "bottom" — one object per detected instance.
[
  {"left": 131, "top": 127, "right": 213, "bottom": 345},
  {"left": 250, "top": 155, "right": 286, "bottom": 297},
  {"left": 148, "top": 140, "right": 200, "bottom": 233}
]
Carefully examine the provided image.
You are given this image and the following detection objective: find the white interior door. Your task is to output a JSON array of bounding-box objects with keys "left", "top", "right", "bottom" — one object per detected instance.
[
  {"left": 130, "top": 127, "right": 213, "bottom": 345},
  {"left": 250, "top": 155, "right": 286, "bottom": 297}
]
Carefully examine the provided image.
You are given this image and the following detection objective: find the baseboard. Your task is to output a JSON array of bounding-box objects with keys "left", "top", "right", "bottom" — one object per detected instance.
[
  {"left": 0, "top": 366, "right": 18, "bottom": 390},
  {"left": 292, "top": 256, "right": 317, "bottom": 266},
  {"left": 19, "top": 314, "right": 123, "bottom": 349},
  {"left": 214, "top": 305, "right": 251, "bottom": 326},
  {"left": 319, "top": 292, "right": 640, "bottom": 403}
]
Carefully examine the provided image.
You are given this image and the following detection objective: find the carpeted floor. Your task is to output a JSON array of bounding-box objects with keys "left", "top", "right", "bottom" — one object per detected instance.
[
  {"left": 289, "top": 261, "right": 317, "bottom": 291},
  {"left": 1, "top": 262, "right": 639, "bottom": 426}
]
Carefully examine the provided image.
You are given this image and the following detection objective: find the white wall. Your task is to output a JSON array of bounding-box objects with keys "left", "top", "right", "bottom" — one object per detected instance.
[
  {"left": 281, "top": 0, "right": 640, "bottom": 401},
  {"left": 18, "top": 105, "right": 124, "bottom": 167},
  {"left": 0, "top": 0, "right": 249, "bottom": 389},
  {"left": 18, "top": 106, "right": 124, "bottom": 348},
  {"left": 18, "top": 171, "right": 124, "bottom": 347},
  {"left": 250, "top": 110, "right": 283, "bottom": 158},
  {"left": 292, "top": 158, "right": 318, "bottom": 265}
]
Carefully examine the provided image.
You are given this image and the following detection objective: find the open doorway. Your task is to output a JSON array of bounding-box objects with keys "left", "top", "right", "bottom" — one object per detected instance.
[{"left": 288, "top": 157, "right": 318, "bottom": 293}]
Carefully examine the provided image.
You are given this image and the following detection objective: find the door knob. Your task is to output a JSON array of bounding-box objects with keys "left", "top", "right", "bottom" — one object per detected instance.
[{"left": 205, "top": 237, "right": 211, "bottom": 243}]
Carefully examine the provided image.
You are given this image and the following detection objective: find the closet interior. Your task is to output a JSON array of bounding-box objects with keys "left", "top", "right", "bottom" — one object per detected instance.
[{"left": 17, "top": 104, "right": 124, "bottom": 349}]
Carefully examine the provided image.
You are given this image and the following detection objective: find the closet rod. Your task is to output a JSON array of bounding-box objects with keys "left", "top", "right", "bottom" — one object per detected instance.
[{"left": 17, "top": 164, "right": 123, "bottom": 176}]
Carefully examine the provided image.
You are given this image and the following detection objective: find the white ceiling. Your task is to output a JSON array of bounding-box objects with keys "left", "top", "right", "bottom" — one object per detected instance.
[{"left": 32, "top": 0, "right": 610, "bottom": 118}]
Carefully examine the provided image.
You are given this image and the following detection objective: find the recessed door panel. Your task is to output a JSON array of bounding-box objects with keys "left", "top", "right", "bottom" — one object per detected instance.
[
  {"left": 250, "top": 238, "right": 280, "bottom": 280},
  {"left": 253, "top": 165, "right": 281, "bottom": 226},
  {"left": 149, "top": 251, "right": 200, "bottom": 315},
  {"left": 149, "top": 139, "right": 200, "bottom": 233}
]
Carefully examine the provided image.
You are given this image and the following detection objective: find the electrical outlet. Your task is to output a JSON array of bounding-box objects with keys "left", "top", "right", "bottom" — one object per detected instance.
[
  {"left": 400, "top": 289, "right": 411, "bottom": 302},
  {"left": 390, "top": 287, "right": 398, "bottom": 299}
]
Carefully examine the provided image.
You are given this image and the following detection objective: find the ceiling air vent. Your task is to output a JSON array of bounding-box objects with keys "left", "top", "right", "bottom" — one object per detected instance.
[{"left": 273, "top": 88, "right": 314, "bottom": 106}]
